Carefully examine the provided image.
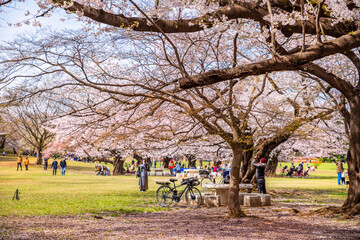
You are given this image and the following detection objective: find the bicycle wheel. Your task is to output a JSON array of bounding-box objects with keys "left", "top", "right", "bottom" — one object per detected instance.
[
  {"left": 185, "top": 187, "right": 202, "bottom": 208},
  {"left": 201, "top": 177, "right": 214, "bottom": 191},
  {"left": 156, "top": 186, "right": 173, "bottom": 207}
]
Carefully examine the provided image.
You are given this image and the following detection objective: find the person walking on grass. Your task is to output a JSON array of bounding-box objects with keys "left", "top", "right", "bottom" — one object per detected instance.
[
  {"left": 24, "top": 156, "right": 30, "bottom": 171},
  {"left": 16, "top": 155, "right": 22, "bottom": 171},
  {"left": 44, "top": 157, "right": 48, "bottom": 170},
  {"left": 60, "top": 158, "right": 67, "bottom": 176},
  {"left": 51, "top": 158, "right": 58, "bottom": 175}
]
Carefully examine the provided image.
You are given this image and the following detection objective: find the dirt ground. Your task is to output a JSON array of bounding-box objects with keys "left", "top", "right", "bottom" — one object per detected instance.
[{"left": 1, "top": 195, "right": 360, "bottom": 240}]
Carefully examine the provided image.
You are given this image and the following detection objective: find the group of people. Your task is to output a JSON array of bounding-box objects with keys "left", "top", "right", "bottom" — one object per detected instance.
[
  {"left": 16, "top": 155, "right": 30, "bottom": 171},
  {"left": 17, "top": 155, "right": 67, "bottom": 176},
  {"left": 336, "top": 159, "right": 350, "bottom": 190},
  {"left": 49, "top": 158, "right": 67, "bottom": 176}
]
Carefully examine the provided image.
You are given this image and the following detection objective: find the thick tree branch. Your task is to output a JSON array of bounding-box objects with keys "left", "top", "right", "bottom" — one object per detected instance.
[
  {"left": 178, "top": 30, "right": 360, "bottom": 89},
  {"left": 53, "top": 0, "right": 357, "bottom": 37}
]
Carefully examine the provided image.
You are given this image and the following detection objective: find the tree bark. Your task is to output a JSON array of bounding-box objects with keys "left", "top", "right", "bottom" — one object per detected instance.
[
  {"left": 163, "top": 156, "right": 171, "bottom": 168},
  {"left": 36, "top": 148, "right": 43, "bottom": 165},
  {"left": 113, "top": 156, "right": 125, "bottom": 175},
  {"left": 265, "top": 156, "right": 279, "bottom": 177},
  {"left": 0, "top": 135, "right": 6, "bottom": 150},
  {"left": 185, "top": 154, "right": 196, "bottom": 168},
  {"left": 343, "top": 97, "right": 360, "bottom": 215},
  {"left": 228, "top": 143, "right": 246, "bottom": 217}
]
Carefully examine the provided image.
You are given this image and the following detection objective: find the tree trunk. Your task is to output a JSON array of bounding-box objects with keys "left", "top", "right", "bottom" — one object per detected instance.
[
  {"left": 228, "top": 143, "right": 246, "bottom": 217},
  {"left": 343, "top": 98, "right": 360, "bottom": 215},
  {"left": 36, "top": 148, "right": 43, "bottom": 165},
  {"left": 0, "top": 135, "right": 6, "bottom": 150},
  {"left": 185, "top": 154, "right": 196, "bottom": 168},
  {"left": 266, "top": 155, "right": 279, "bottom": 177},
  {"left": 163, "top": 156, "right": 171, "bottom": 168},
  {"left": 113, "top": 156, "right": 125, "bottom": 175}
]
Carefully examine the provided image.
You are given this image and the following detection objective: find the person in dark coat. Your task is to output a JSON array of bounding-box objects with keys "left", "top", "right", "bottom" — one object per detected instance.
[
  {"left": 51, "top": 158, "right": 58, "bottom": 175},
  {"left": 138, "top": 160, "right": 149, "bottom": 192},
  {"left": 60, "top": 158, "right": 67, "bottom": 175},
  {"left": 44, "top": 158, "right": 48, "bottom": 170},
  {"left": 252, "top": 157, "right": 267, "bottom": 194}
]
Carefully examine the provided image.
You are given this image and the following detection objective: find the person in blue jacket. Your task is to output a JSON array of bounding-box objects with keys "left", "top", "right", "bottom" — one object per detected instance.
[{"left": 51, "top": 158, "right": 58, "bottom": 175}]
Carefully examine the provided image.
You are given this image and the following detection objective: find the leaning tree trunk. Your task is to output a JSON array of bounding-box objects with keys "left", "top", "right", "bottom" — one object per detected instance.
[
  {"left": 113, "top": 156, "right": 125, "bottom": 175},
  {"left": 228, "top": 143, "right": 246, "bottom": 217},
  {"left": 343, "top": 99, "right": 360, "bottom": 215},
  {"left": 265, "top": 156, "right": 279, "bottom": 177},
  {"left": 36, "top": 148, "right": 43, "bottom": 165}
]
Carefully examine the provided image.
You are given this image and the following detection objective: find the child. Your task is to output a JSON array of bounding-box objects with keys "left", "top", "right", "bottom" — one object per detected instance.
[
  {"left": 345, "top": 171, "right": 350, "bottom": 191},
  {"left": 341, "top": 171, "right": 346, "bottom": 185}
]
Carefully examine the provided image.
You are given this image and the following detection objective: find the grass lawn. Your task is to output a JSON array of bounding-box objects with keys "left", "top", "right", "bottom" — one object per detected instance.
[{"left": 0, "top": 155, "right": 349, "bottom": 216}]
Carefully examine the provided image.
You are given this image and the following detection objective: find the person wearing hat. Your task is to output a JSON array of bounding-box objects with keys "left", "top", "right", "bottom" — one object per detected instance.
[{"left": 252, "top": 156, "right": 267, "bottom": 194}]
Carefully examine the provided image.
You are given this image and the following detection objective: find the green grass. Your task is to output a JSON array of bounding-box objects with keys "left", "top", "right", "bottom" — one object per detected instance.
[
  {"left": 0, "top": 155, "right": 164, "bottom": 216},
  {"left": 0, "top": 156, "right": 349, "bottom": 216}
]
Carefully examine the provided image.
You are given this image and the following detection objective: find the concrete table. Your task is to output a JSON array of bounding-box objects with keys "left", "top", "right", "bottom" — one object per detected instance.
[
  {"left": 183, "top": 169, "right": 200, "bottom": 177},
  {"left": 203, "top": 183, "right": 253, "bottom": 205}
]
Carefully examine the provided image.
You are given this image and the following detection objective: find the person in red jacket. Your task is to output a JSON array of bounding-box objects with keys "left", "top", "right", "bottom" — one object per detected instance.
[{"left": 168, "top": 159, "right": 175, "bottom": 176}]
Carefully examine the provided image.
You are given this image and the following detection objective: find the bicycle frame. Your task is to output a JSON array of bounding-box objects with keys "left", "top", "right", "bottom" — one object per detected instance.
[{"left": 170, "top": 181, "right": 192, "bottom": 199}]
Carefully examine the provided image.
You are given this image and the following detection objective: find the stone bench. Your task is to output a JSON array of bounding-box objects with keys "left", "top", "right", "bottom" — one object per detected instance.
[{"left": 240, "top": 193, "right": 271, "bottom": 207}]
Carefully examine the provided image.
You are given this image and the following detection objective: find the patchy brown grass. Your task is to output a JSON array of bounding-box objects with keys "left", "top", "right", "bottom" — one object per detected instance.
[{"left": 1, "top": 195, "right": 359, "bottom": 240}]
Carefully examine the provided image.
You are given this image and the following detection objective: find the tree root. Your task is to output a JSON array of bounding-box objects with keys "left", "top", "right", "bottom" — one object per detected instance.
[
  {"left": 227, "top": 209, "right": 247, "bottom": 218},
  {"left": 313, "top": 204, "right": 360, "bottom": 219}
]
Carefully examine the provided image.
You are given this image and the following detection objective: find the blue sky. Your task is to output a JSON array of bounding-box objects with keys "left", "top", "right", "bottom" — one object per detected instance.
[{"left": 0, "top": 0, "right": 81, "bottom": 41}]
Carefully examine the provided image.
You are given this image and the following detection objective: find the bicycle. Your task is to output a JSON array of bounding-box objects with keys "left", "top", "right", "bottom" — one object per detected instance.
[
  {"left": 156, "top": 177, "right": 202, "bottom": 208},
  {"left": 200, "top": 170, "right": 229, "bottom": 191}
]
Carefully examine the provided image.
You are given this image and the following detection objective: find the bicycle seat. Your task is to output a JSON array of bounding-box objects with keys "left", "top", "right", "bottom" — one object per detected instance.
[{"left": 169, "top": 179, "right": 178, "bottom": 182}]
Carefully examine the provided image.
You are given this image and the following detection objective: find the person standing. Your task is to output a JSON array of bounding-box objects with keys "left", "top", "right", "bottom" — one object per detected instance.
[
  {"left": 51, "top": 158, "right": 58, "bottom": 175},
  {"left": 60, "top": 158, "right": 67, "bottom": 176},
  {"left": 345, "top": 171, "right": 350, "bottom": 191},
  {"left": 16, "top": 155, "right": 23, "bottom": 171},
  {"left": 175, "top": 161, "right": 181, "bottom": 174},
  {"left": 168, "top": 159, "right": 175, "bottom": 176},
  {"left": 138, "top": 159, "right": 150, "bottom": 192},
  {"left": 336, "top": 160, "right": 344, "bottom": 185},
  {"left": 44, "top": 158, "right": 48, "bottom": 170},
  {"left": 252, "top": 157, "right": 267, "bottom": 194},
  {"left": 24, "top": 156, "right": 30, "bottom": 171}
]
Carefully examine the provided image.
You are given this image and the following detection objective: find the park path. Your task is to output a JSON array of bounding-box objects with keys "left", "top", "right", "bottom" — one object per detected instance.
[{"left": 1, "top": 201, "right": 360, "bottom": 240}]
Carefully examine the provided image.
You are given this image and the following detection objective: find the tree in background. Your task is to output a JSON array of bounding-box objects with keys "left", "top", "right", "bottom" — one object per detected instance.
[{"left": 1, "top": 99, "right": 56, "bottom": 164}]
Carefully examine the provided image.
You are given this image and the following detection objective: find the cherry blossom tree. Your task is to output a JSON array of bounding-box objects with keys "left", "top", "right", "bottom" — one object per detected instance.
[{"left": 2, "top": 0, "right": 360, "bottom": 216}]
